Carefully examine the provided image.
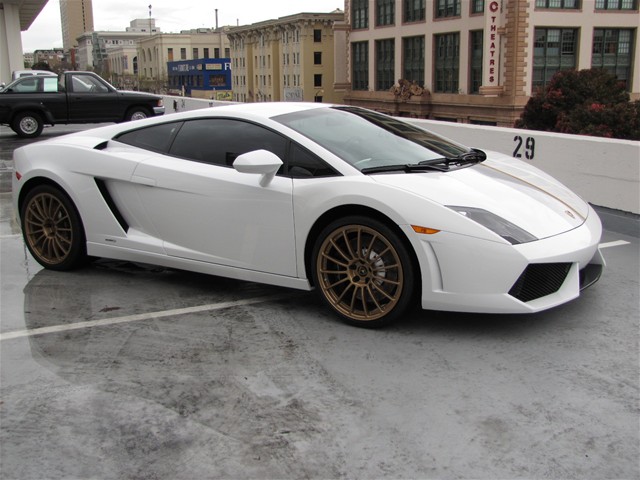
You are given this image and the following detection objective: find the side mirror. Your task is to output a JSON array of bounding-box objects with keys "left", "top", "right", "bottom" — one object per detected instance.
[{"left": 233, "top": 149, "right": 283, "bottom": 186}]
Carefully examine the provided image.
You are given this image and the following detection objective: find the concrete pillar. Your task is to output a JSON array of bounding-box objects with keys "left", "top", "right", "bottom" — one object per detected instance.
[{"left": 0, "top": 3, "right": 25, "bottom": 84}]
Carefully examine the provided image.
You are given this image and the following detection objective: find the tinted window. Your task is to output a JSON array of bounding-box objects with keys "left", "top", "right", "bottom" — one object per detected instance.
[
  {"left": 169, "top": 119, "right": 287, "bottom": 166},
  {"left": 10, "top": 77, "right": 40, "bottom": 93},
  {"left": 115, "top": 122, "right": 183, "bottom": 153},
  {"left": 288, "top": 143, "right": 338, "bottom": 178}
]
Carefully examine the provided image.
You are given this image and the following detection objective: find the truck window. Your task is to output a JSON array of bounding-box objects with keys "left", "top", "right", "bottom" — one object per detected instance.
[{"left": 43, "top": 77, "right": 59, "bottom": 92}]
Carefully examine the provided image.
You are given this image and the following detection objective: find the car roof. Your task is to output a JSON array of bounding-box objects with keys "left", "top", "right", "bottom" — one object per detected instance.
[{"left": 180, "top": 101, "right": 331, "bottom": 120}]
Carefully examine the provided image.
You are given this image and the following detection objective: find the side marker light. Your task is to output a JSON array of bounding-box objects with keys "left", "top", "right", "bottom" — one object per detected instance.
[{"left": 412, "top": 225, "right": 440, "bottom": 235}]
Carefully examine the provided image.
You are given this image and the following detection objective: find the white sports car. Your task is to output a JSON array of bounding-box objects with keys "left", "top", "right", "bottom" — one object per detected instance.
[{"left": 12, "top": 103, "right": 604, "bottom": 327}]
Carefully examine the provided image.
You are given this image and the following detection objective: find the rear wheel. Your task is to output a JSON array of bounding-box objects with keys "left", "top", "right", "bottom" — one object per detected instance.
[
  {"left": 312, "top": 216, "right": 415, "bottom": 328},
  {"left": 11, "top": 111, "right": 44, "bottom": 138},
  {"left": 20, "top": 185, "right": 87, "bottom": 270}
]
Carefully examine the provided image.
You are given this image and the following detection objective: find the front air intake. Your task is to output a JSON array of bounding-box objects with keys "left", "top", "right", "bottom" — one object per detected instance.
[{"left": 509, "top": 263, "right": 572, "bottom": 303}]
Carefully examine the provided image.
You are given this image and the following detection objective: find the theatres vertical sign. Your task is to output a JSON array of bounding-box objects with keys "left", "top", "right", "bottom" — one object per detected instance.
[{"left": 480, "top": 0, "right": 505, "bottom": 96}]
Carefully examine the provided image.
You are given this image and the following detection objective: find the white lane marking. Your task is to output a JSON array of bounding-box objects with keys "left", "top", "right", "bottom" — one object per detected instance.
[
  {"left": 0, "top": 293, "right": 292, "bottom": 341},
  {"left": 599, "top": 240, "right": 631, "bottom": 249},
  {"left": 0, "top": 234, "right": 21, "bottom": 239}
]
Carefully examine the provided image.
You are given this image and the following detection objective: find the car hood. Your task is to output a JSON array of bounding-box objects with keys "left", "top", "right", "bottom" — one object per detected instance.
[{"left": 371, "top": 151, "right": 589, "bottom": 240}]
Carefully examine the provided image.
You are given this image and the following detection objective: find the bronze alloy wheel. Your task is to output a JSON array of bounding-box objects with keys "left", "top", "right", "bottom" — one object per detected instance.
[
  {"left": 21, "top": 186, "right": 86, "bottom": 270},
  {"left": 315, "top": 221, "right": 408, "bottom": 324}
]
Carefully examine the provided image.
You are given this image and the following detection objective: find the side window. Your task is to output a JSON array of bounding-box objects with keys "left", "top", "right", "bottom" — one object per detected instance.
[
  {"left": 169, "top": 119, "right": 287, "bottom": 166},
  {"left": 287, "top": 143, "right": 339, "bottom": 178},
  {"left": 70, "top": 74, "right": 110, "bottom": 93},
  {"left": 114, "top": 122, "right": 183, "bottom": 153}
]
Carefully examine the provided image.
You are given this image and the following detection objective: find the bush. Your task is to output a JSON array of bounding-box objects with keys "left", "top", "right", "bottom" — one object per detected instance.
[{"left": 515, "top": 69, "right": 640, "bottom": 140}]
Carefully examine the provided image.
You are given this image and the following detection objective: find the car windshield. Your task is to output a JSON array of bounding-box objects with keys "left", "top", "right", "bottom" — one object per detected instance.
[{"left": 273, "top": 106, "right": 469, "bottom": 172}]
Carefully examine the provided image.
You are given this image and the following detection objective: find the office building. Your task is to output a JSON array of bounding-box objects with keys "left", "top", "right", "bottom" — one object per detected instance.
[
  {"left": 340, "top": 0, "right": 639, "bottom": 126},
  {"left": 60, "top": 0, "right": 94, "bottom": 54}
]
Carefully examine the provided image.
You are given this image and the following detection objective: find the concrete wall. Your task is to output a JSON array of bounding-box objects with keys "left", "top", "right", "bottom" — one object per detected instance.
[{"left": 160, "top": 95, "right": 640, "bottom": 214}]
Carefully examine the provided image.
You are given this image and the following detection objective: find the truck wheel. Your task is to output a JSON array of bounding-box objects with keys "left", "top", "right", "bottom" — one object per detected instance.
[
  {"left": 125, "top": 107, "right": 151, "bottom": 121},
  {"left": 12, "top": 111, "right": 44, "bottom": 138}
]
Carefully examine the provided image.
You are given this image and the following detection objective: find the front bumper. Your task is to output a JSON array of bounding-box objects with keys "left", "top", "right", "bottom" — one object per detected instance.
[
  {"left": 153, "top": 106, "right": 165, "bottom": 116},
  {"left": 409, "top": 205, "right": 604, "bottom": 314}
]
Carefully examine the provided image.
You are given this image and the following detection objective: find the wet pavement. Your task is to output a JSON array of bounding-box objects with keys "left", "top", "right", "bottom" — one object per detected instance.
[{"left": 1, "top": 124, "right": 638, "bottom": 479}]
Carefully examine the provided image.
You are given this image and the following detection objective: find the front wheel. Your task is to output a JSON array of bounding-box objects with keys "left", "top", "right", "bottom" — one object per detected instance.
[
  {"left": 312, "top": 216, "right": 416, "bottom": 328},
  {"left": 125, "top": 107, "right": 150, "bottom": 121},
  {"left": 11, "top": 111, "right": 44, "bottom": 138},
  {"left": 20, "top": 185, "right": 87, "bottom": 270}
]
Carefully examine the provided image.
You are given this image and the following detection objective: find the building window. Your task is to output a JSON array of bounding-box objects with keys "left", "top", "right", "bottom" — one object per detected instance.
[
  {"left": 595, "top": 0, "right": 637, "bottom": 8},
  {"left": 376, "top": 0, "right": 395, "bottom": 26},
  {"left": 592, "top": 29, "right": 634, "bottom": 89},
  {"left": 404, "top": 0, "right": 425, "bottom": 22},
  {"left": 215, "top": 48, "right": 220, "bottom": 58},
  {"left": 532, "top": 28, "right": 577, "bottom": 88},
  {"left": 436, "top": 0, "right": 461, "bottom": 17},
  {"left": 193, "top": 48, "right": 198, "bottom": 59},
  {"left": 353, "top": 0, "right": 369, "bottom": 29},
  {"left": 535, "top": 0, "right": 580, "bottom": 7},
  {"left": 314, "top": 52, "right": 322, "bottom": 65},
  {"left": 314, "top": 74, "right": 323, "bottom": 87},
  {"left": 376, "top": 39, "right": 395, "bottom": 90},
  {"left": 434, "top": 32, "right": 460, "bottom": 93},
  {"left": 225, "top": 48, "right": 230, "bottom": 57},
  {"left": 314, "top": 29, "right": 322, "bottom": 42},
  {"left": 403, "top": 36, "right": 425, "bottom": 86},
  {"left": 471, "top": 0, "right": 484, "bottom": 13},
  {"left": 204, "top": 48, "right": 209, "bottom": 58},
  {"left": 470, "top": 30, "right": 483, "bottom": 93},
  {"left": 180, "top": 48, "right": 187, "bottom": 60},
  {"left": 167, "top": 48, "right": 174, "bottom": 61},
  {"left": 352, "top": 41, "right": 369, "bottom": 90}
]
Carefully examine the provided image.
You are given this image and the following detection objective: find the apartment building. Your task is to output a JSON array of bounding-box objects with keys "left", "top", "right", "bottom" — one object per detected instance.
[
  {"left": 340, "top": 0, "right": 639, "bottom": 126},
  {"left": 227, "top": 11, "right": 345, "bottom": 103}
]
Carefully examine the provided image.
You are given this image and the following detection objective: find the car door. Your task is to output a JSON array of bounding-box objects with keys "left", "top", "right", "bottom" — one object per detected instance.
[
  {"left": 130, "top": 118, "right": 297, "bottom": 277},
  {"left": 65, "top": 72, "right": 121, "bottom": 122}
]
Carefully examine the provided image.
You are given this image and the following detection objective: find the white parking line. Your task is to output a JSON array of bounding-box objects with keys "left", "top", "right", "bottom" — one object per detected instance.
[
  {"left": 0, "top": 293, "right": 292, "bottom": 342},
  {"left": 600, "top": 240, "right": 631, "bottom": 249}
]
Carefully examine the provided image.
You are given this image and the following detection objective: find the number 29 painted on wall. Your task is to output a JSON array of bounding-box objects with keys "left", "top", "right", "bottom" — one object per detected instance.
[{"left": 513, "top": 136, "right": 536, "bottom": 160}]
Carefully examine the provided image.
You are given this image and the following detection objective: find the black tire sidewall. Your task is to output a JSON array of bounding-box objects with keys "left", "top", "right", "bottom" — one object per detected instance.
[
  {"left": 311, "top": 215, "right": 416, "bottom": 328},
  {"left": 21, "top": 185, "right": 87, "bottom": 271}
]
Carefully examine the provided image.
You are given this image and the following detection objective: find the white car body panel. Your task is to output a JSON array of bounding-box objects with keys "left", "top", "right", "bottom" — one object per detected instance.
[{"left": 12, "top": 103, "right": 604, "bottom": 317}]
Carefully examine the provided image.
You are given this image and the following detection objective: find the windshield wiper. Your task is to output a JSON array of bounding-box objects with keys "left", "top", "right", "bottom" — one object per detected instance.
[
  {"left": 419, "top": 148, "right": 487, "bottom": 168},
  {"left": 361, "top": 149, "right": 487, "bottom": 175},
  {"left": 361, "top": 163, "right": 450, "bottom": 174}
]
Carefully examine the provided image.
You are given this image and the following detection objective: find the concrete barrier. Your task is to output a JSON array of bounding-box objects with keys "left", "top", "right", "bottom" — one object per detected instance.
[{"left": 161, "top": 95, "right": 640, "bottom": 214}]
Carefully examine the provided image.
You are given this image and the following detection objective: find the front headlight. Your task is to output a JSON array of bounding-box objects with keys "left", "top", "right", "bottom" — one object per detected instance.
[{"left": 446, "top": 206, "right": 537, "bottom": 245}]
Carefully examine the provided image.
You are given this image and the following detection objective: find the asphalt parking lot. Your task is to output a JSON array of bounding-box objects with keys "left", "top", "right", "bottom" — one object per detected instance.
[{"left": 1, "top": 124, "right": 638, "bottom": 479}]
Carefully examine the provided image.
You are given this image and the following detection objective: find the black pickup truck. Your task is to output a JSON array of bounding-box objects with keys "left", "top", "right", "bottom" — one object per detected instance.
[{"left": 0, "top": 71, "right": 165, "bottom": 138}]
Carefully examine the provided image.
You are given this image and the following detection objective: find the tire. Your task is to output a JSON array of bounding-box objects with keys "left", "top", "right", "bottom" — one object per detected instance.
[
  {"left": 125, "top": 107, "right": 151, "bottom": 121},
  {"left": 11, "top": 111, "right": 44, "bottom": 138},
  {"left": 20, "top": 185, "right": 87, "bottom": 271},
  {"left": 312, "top": 216, "right": 416, "bottom": 328}
]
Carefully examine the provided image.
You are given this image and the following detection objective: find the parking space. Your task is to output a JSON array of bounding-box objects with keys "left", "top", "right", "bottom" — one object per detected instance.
[{"left": 1, "top": 126, "right": 638, "bottom": 479}]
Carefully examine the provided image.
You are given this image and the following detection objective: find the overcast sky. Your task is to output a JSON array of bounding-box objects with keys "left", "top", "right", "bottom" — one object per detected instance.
[{"left": 22, "top": 0, "right": 344, "bottom": 52}]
